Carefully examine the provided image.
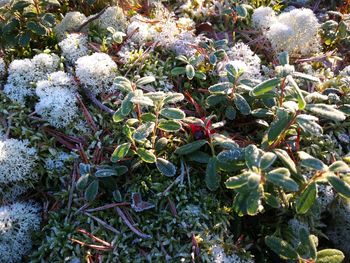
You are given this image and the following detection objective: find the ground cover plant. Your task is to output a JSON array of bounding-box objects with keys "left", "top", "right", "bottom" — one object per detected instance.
[{"left": 1, "top": 0, "right": 350, "bottom": 262}]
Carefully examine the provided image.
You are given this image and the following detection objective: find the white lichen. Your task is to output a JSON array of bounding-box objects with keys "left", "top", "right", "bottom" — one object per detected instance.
[
  {"left": 217, "top": 42, "right": 262, "bottom": 81},
  {"left": 96, "top": 6, "right": 128, "bottom": 31},
  {"left": 0, "top": 57, "right": 6, "bottom": 79},
  {"left": 252, "top": 7, "right": 320, "bottom": 56},
  {"left": 75, "top": 52, "right": 118, "bottom": 94},
  {"left": 58, "top": 33, "right": 89, "bottom": 64},
  {"left": 54, "top": 11, "right": 87, "bottom": 41},
  {"left": 0, "top": 202, "right": 41, "bottom": 263},
  {"left": 0, "top": 138, "right": 38, "bottom": 185},
  {"left": 35, "top": 71, "right": 79, "bottom": 128},
  {"left": 3, "top": 53, "right": 60, "bottom": 103}
]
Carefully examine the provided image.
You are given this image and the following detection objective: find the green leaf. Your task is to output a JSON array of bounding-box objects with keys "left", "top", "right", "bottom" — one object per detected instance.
[
  {"left": 306, "top": 104, "right": 346, "bottom": 121},
  {"left": 235, "top": 5, "right": 247, "bottom": 17},
  {"left": 298, "top": 151, "right": 328, "bottom": 171},
  {"left": 164, "top": 93, "right": 184, "bottom": 104},
  {"left": 274, "top": 149, "right": 298, "bottom": 175},
  {"left": 155, "top": 137, "right": 168, "bottom": 151},
  {"left": 233, "top": 189, "right": 261, "bottom": 216},
  {"left": 268, "top": 109, "right": 292, "bottom": 144},
  {"left": 286, "top": 75, "right": 306, "bottom": 110},
  {"left": 171, "top": 67, "right": 186, "bottom": 76},
  {"left": 249, "top": 78, "right": 280, "bottom": 96},
  {"left": 136, "top": 148, "right": 156, "bottom": 163},
  {"left": 298, "top": 228, "right": 317, "bottom": 260},
  {"left": 141, "top": 112, "right": 157, "bottom": 122},
  {"left": 189, "top": 151, "right": 211, "bottom": 163},
  {"left": 245, "top": 144, "right": 261, "bottom": 169},
  {"left": 218, "top": 149, "right": 243, "bottom": 163},
  {"left": 316, "top": 249, "right": 345, "bottom": 263},
  {"left": 27, "top": 21, "right": 47, "bottom": 36},
  {"left": 111, "top": 142, "right": 131, "bottom": 162},
  {"left": 133, "top": 122, "right": 155, "bottom": 141},
  {"left": 293, "top": 71, "right": 320, "bottom": 83},
  {"left": 327, "top": 175, "right": 350, "bottom": 199},
  {"left": 121, "top": 92, "right": 135, "bottom": 115},
  {"left": 84, "top": 180, "right": 99, "bottom": 201},
  {"left": 209, "top": 53, "right": 217, "bottom": 65},
  {"left": 260, "top": 152, "right": 277, "bottom": 170},
  {"left": 265, "top": 236, "right": 299, "bottom": 260},
  {"left": 225, "top": 172, "right": 249, "bottom": 189},
  {"left": 195, "top": 71, "right": 206, "bottom": 80},
  {"left": 278, "top": 51, "right": 289, "bottom": 66},
  {"left": 156, "top": 158, "right": 176, "bottom": 177},
  {"left": 206, "top": 94, "right": 227, "bottom": 106},
  {"left": 114, "top": 76, "right": 132, "bottom": 92},
  {"left": 131, "top": 93, "right": 154, "bottom": 106},
  {"left": 95, "top": 168, "right": 118, "bottom": 177},
  {"left": 328, "top": 161, "right": 349, "bottom": 173},
  {"left": 186, "top": 64, "right": 195, "bottom": 80},
  {"left": 208, "top": 82, "right": 231, "bottom": 94},
  {"left": 234, "top": 94, "right": 251, "bottom": 115},
  {"left": 18, "top": 31, "right": 30, "bottom": 46},
  {"left": 135, "top": 76, "right": 155, "bottom": 86},
  {"left": 225, "top": 105, "right": 236, "bottom": 120},
  {"left": 264, "top": 192, "right": 280, "bottom": 208},
  {"left": 175, "top": 140, "right": 207, "bottom": 155},
  {"left": 206, "top": 157, "right": 219, "bottom": 191},
  {"left": 113, "top": 108, "right": 124, "bottom": 123},
  {"left": 44, "top": 0, "right": 61, "bottom": 6},
  {"left": 159, "top": 108, "right": 185, "bottom": 120},
  {"left": 158, "top": 120, "right": 181, "bottom": 132},
  {"left": 296, "top": 115, "right": 323, "bottom": 136},
  {"left": 41, "top": 13, "right": 56, "bottom": 27},
  {"left": 11, "top": 1, "right": 32, "bottom": 11},
  {"left": 76, "top": 174, "right": 90, "bottom": 190},
  {"left": 266, "top": 168, "right": 299, "bottom": 192},
  {"left": 296, "top": 182, "right": 317, "bottom": 214},
  {"left": 247, "top": 172, "right": 261, "bottom": 189}
]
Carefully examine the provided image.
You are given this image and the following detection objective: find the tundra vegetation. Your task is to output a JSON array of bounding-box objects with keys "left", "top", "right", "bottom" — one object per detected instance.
[{"left": 1, "top": 0, "right": 350, "bottom": 262}]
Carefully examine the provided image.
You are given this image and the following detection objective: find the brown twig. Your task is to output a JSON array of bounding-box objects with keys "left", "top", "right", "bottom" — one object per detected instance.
[
  {"left": 85, "top": 202, "right": 130, "bottom": 213},
  {"left": 77, "top": 228, "right": 112, "bottom": 247},
  {"left": 82, "top": 87, "right": 115, "bottom": 115},
  {"left": 84, "top": 212, "right": 120, "bottom": 235},
  {"left": 76, "top": 94, "right": 99, "bottom": 131},
  {"left": 77, "top": 6, "right": 109, "bottom": 32},
  {"left": 115, "top": 207, "right": 151, "bottom": 239}
]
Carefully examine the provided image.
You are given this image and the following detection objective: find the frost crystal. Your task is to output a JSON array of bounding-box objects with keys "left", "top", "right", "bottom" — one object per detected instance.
[
  {"left": 0, "top": 202, "right": 41, "bottom": 263},
  {"left": 0, "top": 138, "right": 38, "bottom": 184},
  {"left": 54, "top": 11, "right": 87, "bottom": 41},
  {"left": 58, "top": 33, "right": 89, "bottom": 64},
  {"left": 253, "top": 8, "right": 320, "bottom": 56},
  {"left": 35, "top": 71, "right": 79, "bottom": 128},
  {"left": 76, "top": 52, "right": 118, "bottom": 94},
  {"left": 3, "top": 53, "right": 60, "bottom": 103}
]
